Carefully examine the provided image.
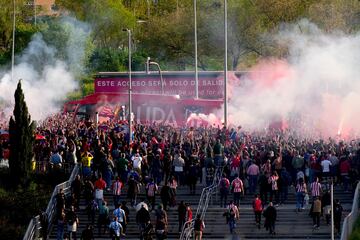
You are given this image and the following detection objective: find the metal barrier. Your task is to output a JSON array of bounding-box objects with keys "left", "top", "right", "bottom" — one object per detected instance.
[
  {"left": 341, "top": 181, "right": 360, "bottom": 240},
  {"left": 180, "top": 165, "right": 224, "bottom": 240},
  {"left": 33, "top": 161, "right": 74, "bottom": 174},
  {"left": 23, "top": 216, "right": 40, "bottom": 240},
  {"left": 23, "top": 164, "right": 79, "bottom": 240}
]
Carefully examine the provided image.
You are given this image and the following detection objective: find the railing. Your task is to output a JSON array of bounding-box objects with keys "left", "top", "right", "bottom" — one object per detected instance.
[
  {"left": 23, "top": 164, "right": 79, "bottom": 240},
  {"left": 23, "top": 216, "right": 40, "bottom": 240},
  {"left": 33, "top": 161, "right": 74, "bottom": 174},
  {"left": 180, "top": 165, "right": 224, "bottom": 240},
  {"left": 341, "top": 181, "right": 360, "bottom": 240}
]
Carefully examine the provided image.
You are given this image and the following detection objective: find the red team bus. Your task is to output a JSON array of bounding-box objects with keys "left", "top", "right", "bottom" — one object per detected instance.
[{"left": 64, "top": 71, "right": 243, "bottom": 126}]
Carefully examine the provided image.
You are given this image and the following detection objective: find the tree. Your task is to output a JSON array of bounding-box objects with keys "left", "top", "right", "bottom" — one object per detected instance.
[
  {"left": 307, "top": 0, "right": 360, "bottom": 33},
  {"left": 56, "top": 0, "right": 135, "bottom": 49},
  {"left": 8, "top": 80, "right": 35, "bottom": 188},
  {"left": 0, "top": 0, "right": 38, "bottom": 65}
]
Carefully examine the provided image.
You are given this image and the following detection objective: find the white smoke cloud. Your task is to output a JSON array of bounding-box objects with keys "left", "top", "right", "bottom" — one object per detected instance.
[
  {"left": 227, "top": 19, "right": 360, "bottom": 138},
  {"left": 0, "top": 17, "right": 91, "bottom": 121}
]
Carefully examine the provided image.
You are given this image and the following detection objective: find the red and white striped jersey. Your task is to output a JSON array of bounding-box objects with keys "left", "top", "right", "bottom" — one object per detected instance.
[
  {"left": 231, "top": 178, "right": 243, "bottom": 193},
  {"left": 310, "top": 181, "right": 322, "bottom": 197}
]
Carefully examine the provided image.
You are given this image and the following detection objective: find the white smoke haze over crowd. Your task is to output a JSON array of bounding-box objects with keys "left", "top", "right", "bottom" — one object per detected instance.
[
  {"left": 224, "top": 19, "right": 360, "bottom": 139},
  {"left": 0, "top": 17, "right": 91, "bottom": 121}
]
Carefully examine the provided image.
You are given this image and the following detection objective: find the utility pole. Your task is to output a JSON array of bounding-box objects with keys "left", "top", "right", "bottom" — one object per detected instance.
[
  {"left": 11, "top": 0, "right": 16, "bottom": 81},
  {"left": 34, "top": 0, "right": 37, "bottom": 25},
  {"left": 223, "top": 0, "right": 228, "bottom": 128},
  {"left": 123, "top": 29, "right": 132, "bottom": 153},
  {"left": 331, "top": 179, "right": 334, "bottom": 240},
  {"left": 194, "top": 0, "right": 199, "bottom": 99}
]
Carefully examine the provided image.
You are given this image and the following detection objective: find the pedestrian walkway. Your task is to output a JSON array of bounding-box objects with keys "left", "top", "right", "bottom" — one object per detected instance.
[{"left": 48, "top": 183, "right": 351, "bottom": 239}]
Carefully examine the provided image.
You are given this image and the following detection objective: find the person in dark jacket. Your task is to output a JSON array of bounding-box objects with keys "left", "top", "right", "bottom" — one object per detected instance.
[
  {"left": 279, "top": 168, "right": 291, "bottom": 204},
  {"left": 83, "top": 179, "right": 94, "bottom": 206},
  {"left": 263, "top": 202, "right": 277, "bottom": 235},
  {"left": 187, "top": 163, "right": 198, "bottom": 195},
  {"left": 127, "top": 175, "right": 140, "bottom": 207},
  {"left": 136, "top": 205, "right": 151, "bottom": 240},
  {"left": 193, "top": 214, "right": 205, "bottom": 240},
  {"left": 160, "top": 184, "right": 172, "bottom": 211},
  {"left": 56, "top": 188, "right": 65, "bottom": 216},
  {"left": 259, "top": 172, "right": 270, "bottom": 206},
  {"left": 178, "top": 201, "right": 187, "bottom": 232},
  {"left": 81, "top": 224, "right": 94, "bottom": 240},
  {"left": 71, "top": 175, "right": 82, "bottom": 211},
  {"left": 322, "top": 191, "right": 331, "bottom": 224},
  {"left": 334, "top": 199, "right": 343, "bottom": 235}
]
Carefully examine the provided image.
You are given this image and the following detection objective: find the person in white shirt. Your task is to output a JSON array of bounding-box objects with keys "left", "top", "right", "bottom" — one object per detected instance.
[
  {"left": 321, "top": 159, "right": 332, "bottom": 178},
  {"left": 109, "top": 216, "right": 124, "bottom": 238},
  {"left": 113, "top": 204, "right": 127, "bottom": 230},
  {"left": 132, "top": 152, "right": 142, "bottom": 173}
]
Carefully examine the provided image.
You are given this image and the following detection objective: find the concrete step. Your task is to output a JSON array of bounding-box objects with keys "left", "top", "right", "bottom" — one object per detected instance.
[{"left": 48, "top": 183, "right": 352, "bottom": 240}]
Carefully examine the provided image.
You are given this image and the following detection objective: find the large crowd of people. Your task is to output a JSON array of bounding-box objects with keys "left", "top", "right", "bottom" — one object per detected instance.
[{"left": 1, "top": 112, "right": 359, "bottom": 239}]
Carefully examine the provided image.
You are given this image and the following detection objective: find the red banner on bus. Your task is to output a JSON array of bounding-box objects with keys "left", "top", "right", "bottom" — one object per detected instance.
[{"left": 94, "top": 71, "right": 243, "bottom": 99}]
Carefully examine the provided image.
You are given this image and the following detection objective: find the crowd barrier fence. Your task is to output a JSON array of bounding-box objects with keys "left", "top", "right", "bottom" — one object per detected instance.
[
  {"left": 23, "top": 164, "right": 79, "bottom": 240},
  {"left": 180, "top": 165, "right": 224, "bottom": 240}
]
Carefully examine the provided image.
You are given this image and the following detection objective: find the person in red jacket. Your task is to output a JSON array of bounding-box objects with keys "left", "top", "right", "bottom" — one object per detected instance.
[
  {"left": 185, "top": 204, "right": 193, "bottom": 228},
  {"left": 253, "top": 194, "right": 263, "bottom": 229},
  {"left": 95, "top": 173, "right": 107, "bottom": 205}
]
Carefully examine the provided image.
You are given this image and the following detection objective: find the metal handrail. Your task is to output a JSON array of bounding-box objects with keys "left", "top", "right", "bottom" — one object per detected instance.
[
  {"left": 23, "top": 216, "right": 40, "bottom": 240},
  {"left": 180, "top": 165, "right": 224, "bottom": 240},
  {"left": 23, "top": 164, "right": 79, "bottom": 240},
  {"left": 341, "top": 181, "right": 360, "bottom": 240},
  {"left": 33, "top": 161, "right": 74, "bottom": 174}
]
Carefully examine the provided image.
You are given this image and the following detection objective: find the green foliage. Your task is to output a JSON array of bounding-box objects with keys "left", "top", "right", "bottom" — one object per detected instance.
[
  {"left": 82, "top": 82, "right": 94, "bottom": 97},
  {"left": 56, "top": 0, "right": 135, "bottom": 49},
  {"left": 8, "top": 81, "right": 35, "bottom": 188},
  {"left": 349, "top": 216, "right": 360, "bottom": 240},
  {"left": 0, "top": 162, "right": 70, "bottom": 239},
  {"left": 2, "top": 0, "right": 360, "bottom": 97},
  {"left": 88, "top": 47, "right": 126, "bottom": 72},
  {"left": 39, "top": 17, "right": 94, "bottom": 77},
  {"left": 66, "top": 90, "right": 82, "bottom": 100},
  {"left": 0, "top": 183, "right": 52, "bottom": 240},
  {"left": 47, "top": 0, "right": 360, "bottom": 95},
  {"left": 0, "top": 0, "right": 38, "bottom": 65},
  {"left": 307, "top": 0, "right": 360, "bottom": 33}
]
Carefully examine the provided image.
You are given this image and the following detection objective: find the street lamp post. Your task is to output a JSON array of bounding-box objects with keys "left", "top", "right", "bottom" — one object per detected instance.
[
  {"left": 11, "top": 0, "right": 16, "bottom": 81},
  {"left": 224, "top": 0, "right": 228, "bottom": 128},
  {"left": 331, "top": 179, "right": 334, "bottom": 240},
  {"left": 194, "top": 0, "right": 199, "bottom": 99},
  {"left": 34, "top": 0, "right": 37, "bottom": 25},
  {"left": 146, "top": 0, "right": 150, "bottom": 19},
  {"left": 146, "top": 57, "right": 164, "bottom": 95},
  {"left": 123, "top": 28, "right": 132, "bottom": 152}
]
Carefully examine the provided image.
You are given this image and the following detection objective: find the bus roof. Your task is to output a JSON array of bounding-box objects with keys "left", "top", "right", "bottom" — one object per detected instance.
[{"left": 67, "top": 92, "right": 223, "bottom": 107}]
